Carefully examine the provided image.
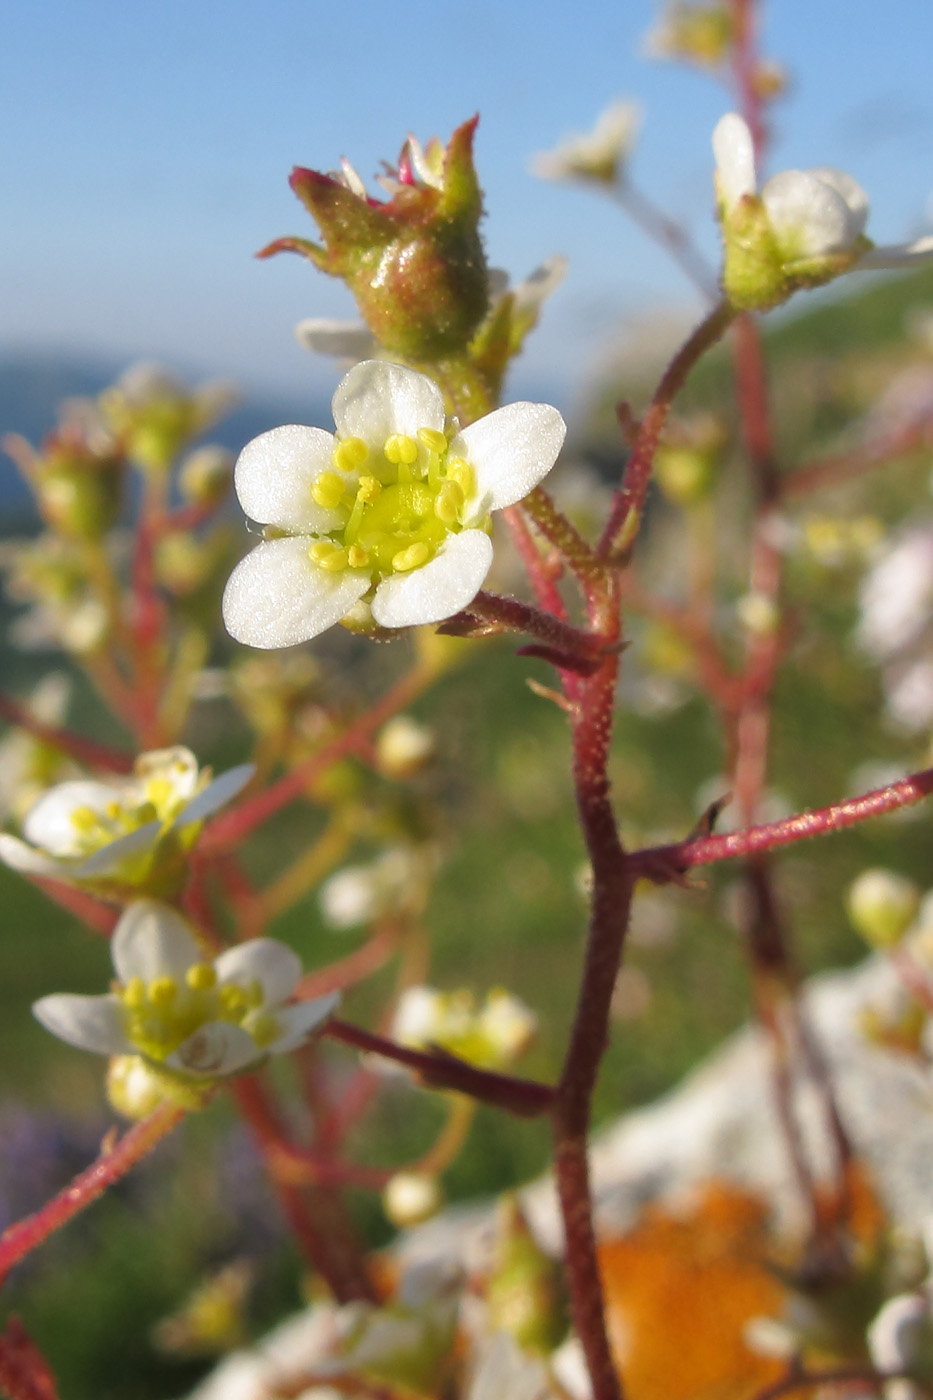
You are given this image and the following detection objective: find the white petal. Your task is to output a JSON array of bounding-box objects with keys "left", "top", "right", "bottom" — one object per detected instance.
[
  {"left": 859, "top": 234, "right": 933, "bottom": 269},
  {"left": 32, "top": 993, "right": 131, "bottom": 1055},
  {"left": 234, "top": 426, "right": 344, "bottom": 534},
  {"left": 454, "top": 403, "right": 566, "bottom": 522},
  {"left": 763, "top": 169, "right": 859, "bottom": 256},
  {"left": 713, "top": 113, "right": 756, "bottom": 207},
  {"left": 223, "top": 537, "right": 370, "bottom": 649},
  {"left": 331, "top": 361, "right": 445, "bottom": 445},
  {"left": 294, "top": 318, "right": 377, "bottom": 361},
  {"left": 167, "top": 1022, "right": 259, "bottom": 1077},
  {"left": 23, "top": 780, "right": 126, "bottom": 855},
  {"left": 76, "top": 820, "right": 162, "bottom": 877},
  {"left": 176, "top": 764, "right": 254, "bottom": 828},
  {"left": 213, "top": 938, "right": 302, "bottom": 1007},
  {"left": 269, "top": 994, "right": 340, "bottom": 1054},
  {"left": 511, "top": 255, "right": 569, "bottom": 316},
  {"left": 0, "top": 833, "right": 68, "bottom": 879},
  {"left": 111, "top": 899, "right": 201, "bottom": 984},
  {"left": 371, "top": 530, "right": 493, "bottom": 629},
  {"left": 808, "top": 167, "right": 869, "bottom": 235}
]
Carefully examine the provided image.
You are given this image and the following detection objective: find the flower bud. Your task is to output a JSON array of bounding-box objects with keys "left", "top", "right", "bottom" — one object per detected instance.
[
  {"left": 376, "top": 717, "right": 435, "bottom": 779},
  {"left": 179, "top": 445, "right": 234, "bottom": 505},
  {"left": 382, "top": 1172, "right": 443, "bottom": 1228},
  {"left": 260, "top": 119, "right": 488, "bottom": 362},
  {"left": 847, "top": 869, "right": 920, "bottom": 949},
  {"left": 107, "top": 1054, "right": 212, "bottom": 1119}
]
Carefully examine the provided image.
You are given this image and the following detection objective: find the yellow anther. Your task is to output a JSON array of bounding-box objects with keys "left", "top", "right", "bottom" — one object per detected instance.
[
  {"left": 105, "top": 801, "right": 122, "bottom": 820},
  {"left": 186, "top": 963, "right": 217, "bottom": 992},
  {"left": 148, "top": 976, "right": 178, "bottom": 1007},
  {"left": 145, "top": 777, "right": 173, "bottom": 812},
  {"left": 384, "top": 434, "right": 419, "bottom": 466},
  {"left": 434, "top": 480, "right": 464, "bottom": 525},
  {"left": 446, "top": 458, "right": 475, "bottom": 496},
  {"left": 347, "top": 544, "right": 370, "bottom": 568},
  {"left": 123, "top": 976, "right": 146, "bottom": 1009},
  {"left": 417, "top": 427, "right": 447, "bottom": 455},
  {"left": 392, "top": 541, "right": 431, "bottom": 572},
  {"left": 311, "top": 471, "right": 349, "bottom": 510},
  {"left": 70, "top": 805, "right": 101, "bottom": 834},
  {"left": 357, "top": 475, "right": 382, "bottom": 503},
  {"left": 220, "top": 984, "right": 248, "bottom": 1016},
  {"left": 319, "top": 546, "right": 348, "bottom": 572},
  {"left": 249, "top": 1013, "right": 280, "bottom": 1048},
  {"left": 135, "top": 801, "right": 158, "bottom": 825},
  {"left": 333, "top": 436, "right": 369, "bottom": 472},
  {"left": 309, "top": 541, "right": 348, "bottom": 572},
  {"left": 244, "top": 979, "right": 265, "bottom": 1010}
]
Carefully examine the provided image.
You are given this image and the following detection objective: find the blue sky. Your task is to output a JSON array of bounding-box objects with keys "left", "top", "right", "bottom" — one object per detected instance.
[{"left": 3, "top": 0, "right": 933, "bottom": 414}]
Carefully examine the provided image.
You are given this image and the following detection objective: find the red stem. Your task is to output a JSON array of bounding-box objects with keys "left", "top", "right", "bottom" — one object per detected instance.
[
  {"left": 0, "top": 693, "right": 133, "bottom": 773},
  {"left": 324, "top": 1019, "right": 555, "bottom": 1117},
  {"left": 0, "top": 1104, "right": 185, "bottom": 1283},
  {"left": 628, "top": 763, "right": 933, "bottom": 876}
]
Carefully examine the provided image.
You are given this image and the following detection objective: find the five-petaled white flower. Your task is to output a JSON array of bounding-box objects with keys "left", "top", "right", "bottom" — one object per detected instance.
[
  {"left": 531, "top": 100, "right": 642, "bottom": 186},
  {"left": 714, "top": 113, "right": 933, "bottom": 275},
  {"left": 0, "top": 746, "right": 253, "bottom": 895},
  {"left": 221, "top": 361, "right": 566, "bottom": 649},
  {"left": 33, "top": 899, "right": 338, "bottom": 1078}
]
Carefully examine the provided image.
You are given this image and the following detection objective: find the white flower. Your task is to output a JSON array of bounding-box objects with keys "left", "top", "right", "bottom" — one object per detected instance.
[
  {"left": 319, "top": 847, "right": 428, "bottom": 931},
  {"left": 391, "top": 985, "right": 537, "bottom": 1070},
  {"left": 375, "top": 717, "right": 435, "bottom": 779},
  {"left": 294, "top": 319, "right": 378, "bottom": 364},
  {"left": 382, "top": 1171, "right": 443, "bottom": 1228},
  {"left": 33, "top": 899, "right": 337, "bottom": 1078},
  {"left": 713, "top": 113, "right": 933, "bottom": 271},
  {"left": 222, "top": 361, "right": 565, "bottom": 648},
  {"left": 0, "top": 746, "right": 253, "bottom": 894},
  {"left": 467, "top": 1333, "right": 559, "bottom": 1400},
  {"left": 531, "top": 100, "right": 642, "bottom": 185}
]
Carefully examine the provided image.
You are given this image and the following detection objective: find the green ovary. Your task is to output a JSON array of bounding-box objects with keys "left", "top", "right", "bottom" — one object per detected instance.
[
  {"left": 118, "top": 965, "right": 278, "bottom": 1063},
  {"left": 308, "top": 431, "right": 478, "bottom": 582}
]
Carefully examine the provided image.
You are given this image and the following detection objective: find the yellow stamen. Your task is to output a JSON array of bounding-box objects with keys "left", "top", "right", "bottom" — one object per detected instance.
[
  {"left": 357, "top": 475, "right": 382, "bottom": 503},
  {"left": 220, "top": 985, "right": 248, "bottom": 1016},
  {"left": 392, "top": 541, "right": 431, "bottom": 572},
  {"left": 435, "top": 481, "right": 464, "bottom": 525},
  {"left": 70, "top": 805, "right": 102, "bottom": 834},
  {"left": 333, "top": 436, "right": 369, "bottom": 472},
  {"left": 186, "top": 963, "right": 217, "bottom": 991},
  {"left": 148, "top": 976, "right": 177, "bottom": 1007},
  {"left": 446, "top": 458, "right": 474, "bottom": 497},
  {"left": 311, "top": 471, "right": 349, "bottom": 510},
  {"left": 123, "top": 976, "right": 146, "bottom": 1009},
  {"left": 384, "top": 434, "right": 419, "bottom": 466},
  {"left": 417, "top": 427, "right": 447, "bottom": 454},
  {"left": 249, "top": 1013, "right": 280, "bottom": 1048},
  {"left": 309, "top": 541, "right": 349, "bottom": 572},
  {"left": 347, "top": 544, "right": 370, "bottom": 568}
]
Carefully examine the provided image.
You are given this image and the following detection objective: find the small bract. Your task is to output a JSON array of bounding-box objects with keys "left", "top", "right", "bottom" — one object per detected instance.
[
  {"left": 33, "top": 899, "right": 338, "bottom": 1079},
  {"left": 0, "top": 746, "right": 252, "bottom": 898},
  {"left": 222, "top": 361, "right": 566, "bottom": 649}
]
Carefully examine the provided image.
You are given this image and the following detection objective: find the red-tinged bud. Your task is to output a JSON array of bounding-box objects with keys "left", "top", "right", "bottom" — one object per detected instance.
[{"left": 260, "top": 118, "right": 488, "bottom": 362}]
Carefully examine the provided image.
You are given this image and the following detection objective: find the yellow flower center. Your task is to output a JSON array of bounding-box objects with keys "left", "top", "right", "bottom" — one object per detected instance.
[
  {"left": 308, "top": 431, "right": 478, "bottom": 581},
  {"left": 116, "top": 966, "right": 278, "bottom": 1065}
]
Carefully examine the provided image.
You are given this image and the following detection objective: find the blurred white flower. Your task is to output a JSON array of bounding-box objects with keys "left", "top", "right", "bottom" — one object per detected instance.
[
  {"left": 0, "top": 745, "right": 252, "bottom": 894},
  {"left": 868, "top": 1291, "right": 933, "bottom": 1400},
  {"left": 391, "top": 985, "right": 537, "bottom": 1070},
  {"left": 222, "top": 361, "right": 565, "bottom": 648},
  {"left": 531, "top": 100, "right": 642, "bottom": 185},
  {"left": 319, "top": 846, "right": 429, "bottom": 931},
  {"left": 382, "top": 1171, "right": 443, "bottom": 1228},
  {"left": 0, "top": 674, "right": 77, "bottom": 824},
  {"left": 375, "top": 716, "right": 435, "bottom": 779},
  {"left": 467, "top": 1332, "right": 559, "bottom": 1400},
  {"left": 33, "top": 899, "right": 337, "bottom": 1078}
]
